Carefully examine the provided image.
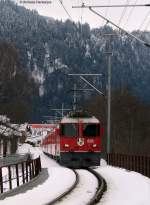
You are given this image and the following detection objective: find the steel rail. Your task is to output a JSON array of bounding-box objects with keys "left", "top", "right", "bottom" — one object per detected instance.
[
  {"left": 86, "top": 168, "right": 107, "bottom": 205},
  {"left": 47, "top": 169, "right": 79, "bottom": 205}
]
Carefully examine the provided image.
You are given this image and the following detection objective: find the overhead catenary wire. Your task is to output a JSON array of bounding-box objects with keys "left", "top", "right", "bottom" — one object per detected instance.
[
  {"left": 123, "top": 0, "right": 138, "bottom": 29},
  {"left": 58, "top": 0, "right": 73, "bottom": 21},
  {"left": 138, "top": 8, "right": 150, "bottom": 30},
  {"left": 58, "top": 0, "right": 81, "bottom": 36},
  {"left": 72, "top": 4, "right": 150, "bottom": 8},
  {"left": 102, "top": 0, "right": 111, "bottom": 27},
  {"left": 73, "top": 5, "right": 150, "bottom": 47},
  {"left": 118, "top": 0, "right": 130, "bottom": 26},
  {"left": 80, "top": 0, "right": 84, "bottom": 34},
  {"left": 144, "top": 19, "right": 150, "bottom": 31}
]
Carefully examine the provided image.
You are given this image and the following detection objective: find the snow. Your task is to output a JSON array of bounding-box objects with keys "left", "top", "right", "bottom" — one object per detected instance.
[
  {"left": 1, "top": 144, "right": 150, "bottom": 205},
  {"left": 31, "top": 65, "right": 45, "bottom": 84},
  {"left": 39, "top": 84, "right": 44, "bottom": 97},
  {"left": 56, "top": 169, "right": 98, "bottom": 205},
  {"left": 1, "top": 145, "right": 76, "bottom": 205},
  {"left": 1, "top": 167, "right": 76, "bottom": 205},
  {"left": 0, "top": 115, "right": 10, "bottom": 123},
  {"left": 96, "top": 166, "right": 150, "bottom": 205},
  {"left": 0, "top": 121, "right": 22, "bottom": 137}
]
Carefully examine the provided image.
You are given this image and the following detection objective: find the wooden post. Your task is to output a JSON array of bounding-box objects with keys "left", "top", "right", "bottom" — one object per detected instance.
[
  {"left": 148, "top": 157, "right": 150, "bottom": 178},
  {"left": 31, "top": 161, "right": 34, "bottom": 178},
  {"left": 134, "top": 155, "right": 137, "bottom": 172},
  {"left": 39, "top": 156, "right": 41, "bottom": 172},
  {"left": 26, "top": 162, "right": 28, "bottom": 182},
  {"left": 36, "top": 158, "right": 39, "bottom": 175},
  {"left": 8, "top": 166, "right": 12, "bottom": 190},
  {"left": 0, "top": 167, "right": 3, "bottom": 193},
  {"left": 16, "top": 164, "right": 19, "bottom": 187},
  {"left": 143, "top": 156, "right": 146, "bottom": 176},
  {"left": 21, "top": 162, "right": 25, "bottom": 184},
  {"left": 29, "top": 161, "right": 32, "bottom": 180},
  {"left": 34, "top": 159, "right": 37, "bottom": 176},
  {"left": 33, "top": 159, "right": 36, "bottom": 177}
]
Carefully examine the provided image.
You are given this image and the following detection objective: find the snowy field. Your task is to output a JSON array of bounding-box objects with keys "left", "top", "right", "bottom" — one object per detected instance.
[
  {"left": 0, "top": 144, "right": 150, "bottom": 205},
  {"left": 97, "top": 166, "right": 150, "bottom": 205}
]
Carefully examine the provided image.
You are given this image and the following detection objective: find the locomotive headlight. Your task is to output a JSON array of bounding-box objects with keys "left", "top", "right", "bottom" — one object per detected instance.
[
  {"left": 64, "top": 144, "right": 69, "bottom": 147},
  {"left": 93, "top": 144, "right": 97, "bottom": 147}
]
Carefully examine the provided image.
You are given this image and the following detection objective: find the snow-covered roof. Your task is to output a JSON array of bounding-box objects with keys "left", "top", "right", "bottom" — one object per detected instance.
[
  {"left": 0, "top": 116, "right": 22, "bottom": 138},
  {"left": 60, "top": 116, "right": 100, "bottom": 124},
  {"left": 0, "top": 124, "right": 22, "bottom": 137},
  {"left": 0, "top": 115, "right": 10, "bottom": 123}
]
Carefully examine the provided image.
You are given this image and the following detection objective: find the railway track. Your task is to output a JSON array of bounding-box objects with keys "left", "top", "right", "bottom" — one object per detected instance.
[
  {"left": 48, "top": 168, "right": 106, "bottom": 205},
  {"left": 87, "top": 168, "right": 106, "bottom": 205},
  {"left": 48, "top": 169, "right": 79, "bottom": 205}
]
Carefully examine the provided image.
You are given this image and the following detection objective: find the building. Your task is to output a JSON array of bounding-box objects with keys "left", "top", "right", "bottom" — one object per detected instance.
[{"left": 0, "top": 116, "right": 22, "bottom": 157}]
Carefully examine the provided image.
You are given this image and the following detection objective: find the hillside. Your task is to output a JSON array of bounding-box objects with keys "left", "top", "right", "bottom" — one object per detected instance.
[{"left": 0, "top": 0, "right": 150, "bottom": 121}]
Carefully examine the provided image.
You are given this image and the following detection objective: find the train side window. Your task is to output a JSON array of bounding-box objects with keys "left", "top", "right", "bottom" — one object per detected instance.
[
  {"left": 83, "top": 124, "right": 100, "bottom": 136},
  {"left": 61, "top": 123, "right": 78, "bottom": 136}
]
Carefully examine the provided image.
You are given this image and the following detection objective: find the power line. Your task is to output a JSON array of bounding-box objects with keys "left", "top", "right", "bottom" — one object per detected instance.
[
  {"left": 80, "top": 0, "right": 84, "bottom": 34},
  {"left": 73, "top": 4, "right": 150, "bottom": 8},
  {"left": 58, "top": 0, "right": 73, "bottom": 21},
  {"left": 118, "top": 0, "right": 130, "bottom": 26},
  {"left": 72, "top": 5, "right": 150, "bottom": 47},
  {"left": 123, "top": 0, "right": 138, "bottom": 28},
  {"left": 145, "top": 19, "right": 150, "bottom": 30},
  {"left": 102, "top": 0, "right": 111, "bottom": 27},
  {"left": 138, "top": 8, "right": 150, "bottom": 30}
]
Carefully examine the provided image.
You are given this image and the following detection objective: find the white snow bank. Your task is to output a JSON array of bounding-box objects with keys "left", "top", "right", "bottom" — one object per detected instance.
[
  {"left": 96, "top": 166, "right": 150, "bottom": 205},
  {"left": 1, "top": 167, "right": 76, "bottom": 205},
  {"left": 17, "top": 143, "right": 60, "bottom": 167},
  {"left": 17, "top": 143, "right": 43, "bottom": 159}
]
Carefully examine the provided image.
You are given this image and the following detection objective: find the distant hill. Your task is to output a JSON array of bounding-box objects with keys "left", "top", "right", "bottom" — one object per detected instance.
[
  {"left": 0, "top": 41, "right": 38, "bottom": 122},
  {"left": 1, "top": 0, "right": 150, "bottom": 121}
]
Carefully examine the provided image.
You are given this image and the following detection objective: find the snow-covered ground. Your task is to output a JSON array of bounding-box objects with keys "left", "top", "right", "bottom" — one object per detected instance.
[
  {"left": 1, "top": 144, "right": 150, "bottom": 205},
  {"left": 56, "top": 169, "right": 98, "bottom": 205},
  {"left": 97, "top": 166, "right": 150, "bottom": 205}
]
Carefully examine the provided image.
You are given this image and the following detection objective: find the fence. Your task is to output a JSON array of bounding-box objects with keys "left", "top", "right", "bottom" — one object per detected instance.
[
  {"left": 0, "top": 153, "right": 32, "bottom": 167},
  {"left": 107, "top": 153, "right": 150, "bottom": 178},
  {"left": 0, "top": 156, "right": 41, "bottom": 193}
]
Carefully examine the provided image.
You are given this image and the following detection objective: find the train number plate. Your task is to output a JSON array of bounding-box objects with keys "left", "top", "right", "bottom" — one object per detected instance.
[{"left": 87, "top": 139, "right": 94, "bottom": 143}]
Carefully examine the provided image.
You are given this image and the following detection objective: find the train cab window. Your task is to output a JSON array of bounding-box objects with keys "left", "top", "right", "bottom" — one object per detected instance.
[
  {"left": 61, "top": 123, "right": 78, "bottom": 136},
  {"left": 83, "top": 124, "right": 100, "bottom": 136}
]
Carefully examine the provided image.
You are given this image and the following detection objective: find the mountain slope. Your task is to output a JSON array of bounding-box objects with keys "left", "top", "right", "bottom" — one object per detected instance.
[{"left": 0, "top": 1, "right": 150, "bottom": 120}]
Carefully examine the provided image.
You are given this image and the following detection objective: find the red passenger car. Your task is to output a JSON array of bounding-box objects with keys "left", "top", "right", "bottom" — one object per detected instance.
[{"left": 42, "top": 111, "right": 103, "bottom": 167}]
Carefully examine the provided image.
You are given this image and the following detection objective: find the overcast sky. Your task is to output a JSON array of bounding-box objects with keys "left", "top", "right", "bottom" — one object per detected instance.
[{"left": 14, "top": 0, "right": 150, "bottom": 31}]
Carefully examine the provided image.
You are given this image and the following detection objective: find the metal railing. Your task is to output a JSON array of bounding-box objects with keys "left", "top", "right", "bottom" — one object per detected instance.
[
  {"left": 107, "top": 153, "right": 150, "bottom": 178},
  {"left": 0, "top": 153, "right": 32, "bottom": 167},
  {"left": 0, "top": 156, "right": 41, "bottom": 193}
]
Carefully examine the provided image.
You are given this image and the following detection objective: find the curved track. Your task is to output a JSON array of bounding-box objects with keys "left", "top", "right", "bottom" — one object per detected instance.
[
  {"left": 48, "top": 168, "right": 106, "bottom": 205},
  {"left": 86, "top": 168, "right": 106, "bottom": 205},
  {"left": 48, "top": 169, "right": 79, "bottom": 205}
]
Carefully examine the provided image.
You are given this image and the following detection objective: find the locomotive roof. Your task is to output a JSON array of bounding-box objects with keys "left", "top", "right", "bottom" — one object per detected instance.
[{"left": 60, "top": 116, "right": 100, "bottom": 124}]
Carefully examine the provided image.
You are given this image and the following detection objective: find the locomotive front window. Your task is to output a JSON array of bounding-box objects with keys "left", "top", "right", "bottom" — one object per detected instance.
[
  {"left": 61, "top": 123, "right": 78, "bottom": 136},
  {"left": 83, "top": 124, "right": 100, "bottom": 136}
]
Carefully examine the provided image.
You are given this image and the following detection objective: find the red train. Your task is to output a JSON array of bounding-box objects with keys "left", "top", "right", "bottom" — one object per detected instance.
[{"left": 42, "top": 111, "right": 104, "bottom": 168}]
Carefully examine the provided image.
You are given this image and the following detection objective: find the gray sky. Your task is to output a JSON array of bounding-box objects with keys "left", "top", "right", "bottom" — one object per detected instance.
[{"left": 14, "top": 0, "right": 150, "bottom": 31}]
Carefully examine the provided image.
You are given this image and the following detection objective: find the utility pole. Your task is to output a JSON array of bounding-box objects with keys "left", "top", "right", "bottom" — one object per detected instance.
[
  {"left": 50, "top": 103, "right": 71, "bottom": 118},
  {"left": 68, "top": 81, "right": 96, "bottom": 111},
  {"left": 105, "top": 34, "right": 113, "bottom": 154},
  {"left": 73, "top": 84, "right": 77, "bottom": 111}
]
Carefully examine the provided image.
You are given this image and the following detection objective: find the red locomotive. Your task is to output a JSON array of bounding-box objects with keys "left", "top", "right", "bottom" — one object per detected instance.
[{"left": 42, "top": 111, "right": 104, "bottom": 167}]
